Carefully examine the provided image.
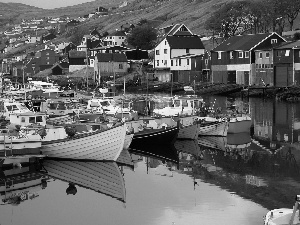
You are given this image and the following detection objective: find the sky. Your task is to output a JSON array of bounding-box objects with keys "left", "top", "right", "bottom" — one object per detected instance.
[{"left": 0, "top": 0, "right": 95, "bottom": 9}]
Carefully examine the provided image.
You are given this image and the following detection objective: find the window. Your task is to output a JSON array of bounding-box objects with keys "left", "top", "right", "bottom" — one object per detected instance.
[
  {"left": 205, "top": 59, "right": 208, "bottom": 65},
  {"left": 266, "top": 52, "right": 270, "bottom": 58},
  {"left": 21, "top": 117, "right": 25, "bottom": 123},
  {"left": 244, "top": 51, "right": 249, "bottom": 58},
  {"left": 176, "top": 60, "right": 178, "bottom": 66},
  {"left": 259, "top": 52, "right": 263, "bottom": 58},
  {"left": 186, "top": 49, "right": 190, "bottom": 54},
  {"left": 46, "top": 52, "right": 49, "bottom": 55},
  {"left": 29, "top": 117, "right": 35, "bottom": 123},
  {"left": 36, "top": 116, "right": 43, "bottom": 122},
  {"left": 238, "top": 52, "right": 243, "bottom": 58},
  {"left": 187, "top": 59, "right": 189, "bottom": 65},
  {"left": 271, "top": 39, "right": 277, "bottom": 44},
  {"left": 156, "top": 50, "right": 159, "bottom": 55},
  {"left": 165, "top": 41, "right": 167, "bottom": 45},
  {"left": 90, "top": 59, "right": 94, "bottom": 64},
  {"left": 230, "top": 51, "right": 233, "bottom": 59},
  {"left": 119, "top": 64, "right": 123, "bottom": 69},
  {"left": 179, "top": 59, "right": 181, "bottom": 66},
  {"left": 285, "top": 50, "right": 290, "bottom": 56},
  {"left": 171, "top": 60, "right": 173, "bottom": 66},
  {"left": 164, "top": 60, "right": 167, "bottom": 65},
  {"left": 217, "top": 52, "right": 221, "bottom": 59},
  {"left": 156, "top": 60, "right": 159, "bottom": 66},
  {"left": 46, "top": 57, "right": 50, "bottom": 60},
  {"left": 164, "top": 49, "right": 167, "bottom": 54}
]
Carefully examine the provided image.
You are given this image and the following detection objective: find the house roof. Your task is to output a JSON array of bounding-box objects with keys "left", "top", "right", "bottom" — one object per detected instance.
[
  {"left": 51, "top": 62, "right": 69, "bottom": 70},
  {"left": 68, "top": 50, "right": 86, "bottom": 58},
  {"left": 273, "top": 40, "right": 300, "bottom": 49},
  {"left": 166, "top": 35, "right": 205, "bottom": 49},
  {"left": 212, "top": 33, "right": 281, "bottom": 52},
  {"left": 95, "top": 53, "right": 127, "bottom": 62},
  {"left": 160, "top": 24, "right": 193, "bottom": 37}
]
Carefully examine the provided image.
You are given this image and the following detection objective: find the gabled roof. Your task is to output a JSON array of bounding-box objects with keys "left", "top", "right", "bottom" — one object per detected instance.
[
  {"left": 212, "top": 33, "right": 284, "bottom": 52},
  {"left": 68, "top": 50, "right": 86, "bottom": 58},
  {"left": 51, "top": 62, "right": 69, "bottom": 70},
  {"left": 160, "top": 24, "right": 193, "bottom": 36},
  {"left": 274, "top": 40, "right": 300, "bottom": 49},
  {"left": 95, "top": 53, "right": 127, "bottom": 62},
  {"left": 166, "top": 35, "right": 205, "bottom": 49}
]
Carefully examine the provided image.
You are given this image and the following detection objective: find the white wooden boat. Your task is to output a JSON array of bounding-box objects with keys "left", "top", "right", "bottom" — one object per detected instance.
[
  {"left": 41, "top": 124, "right": 126, "bottom": 161},
  {"left": 198, "top": 120, "right": 229, "bottom": 136},
  {"left": 116, "top": 148, "right": 133, "bottom": 167},
  {"left": 123, "top": 134, "right": 134, "bottom": 150},
  {"left": 42, "top": 160, "right": 127, "bottom": 203},
  {"left": 174, "top": 139, "right": 200, "bottom": 156},
  {"left": 264, "top": 195, "right": 300, "bottom": 225}
]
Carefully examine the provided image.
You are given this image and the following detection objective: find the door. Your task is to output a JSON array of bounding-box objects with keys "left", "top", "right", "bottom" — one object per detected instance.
[
  {"left": 227, "top": 71, "right": 236, "bottom": 84},
  {"left": 275, "top": 66, "right": 292, "bottom": 87}
]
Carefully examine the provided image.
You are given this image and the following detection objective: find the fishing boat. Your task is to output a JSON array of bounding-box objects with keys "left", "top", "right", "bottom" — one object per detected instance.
[
  {"left": 198, "top": 119, "right": 229, "bottom": 136},
  {"left": 227, "top": 115, "right": 252, "bottom": 133},
  {"left": 42, "top": 160, "right": 127, "bottom": 203},
  {"left": 264, "top": 195, "right": 300, "bottom": 225},
  {"left": 152, "top": 95, "right": 203, "bottom": 117},
  {"left": 41, "top": 123, "right": 126, "bottom": 161},
  {"left": 116, "top": 148, "right": 133, "bottom": 168},
  {"left": 129, "top": 125, "right": 179, "bottom": 151},
  {"left": 0, "top": 164, "right": 49, "bottom": 205}
]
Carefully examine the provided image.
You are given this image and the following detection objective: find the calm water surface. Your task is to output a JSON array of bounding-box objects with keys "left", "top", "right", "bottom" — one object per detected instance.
[{"left": 2, "top": 96, "right": 300, "bottom": 225}]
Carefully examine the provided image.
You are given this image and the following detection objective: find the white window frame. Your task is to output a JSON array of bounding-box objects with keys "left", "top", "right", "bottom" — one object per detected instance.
[
  {"left": 266, "top": 52, "right": 270, "bottom": 58},
  {"left": 244, "top": 51, "right": 249, "bottom": 58},
  {"left": 271, "top": 39, "right": 277, "bottom": 44},
  {"left": 217, "top": 52, "right": 221, "bottom": 59},
  {"left": 238, "top": 51, "right": 243, "bottom": 58},
  {"left": 259, "top": 52, "right": 263, "bottom": 58},
  {"left": 285, "top": 50, "right": 290, "bottom": 56},
  {"left": 230, "top": 51, "right": 233, "bottom": 59}
]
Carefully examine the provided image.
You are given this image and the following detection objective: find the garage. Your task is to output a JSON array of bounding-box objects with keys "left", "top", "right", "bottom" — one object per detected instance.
[{"left": 275, "top": 66, "right": 292, "bottom": 87}]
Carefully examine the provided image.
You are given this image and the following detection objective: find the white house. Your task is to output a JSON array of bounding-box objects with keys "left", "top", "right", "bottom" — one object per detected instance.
[
  {"left": 154, "top": 24, "right": 205, "bottom": 81},
  {"left": 103, "top": 31, "right": 126, "bottom": 47}
]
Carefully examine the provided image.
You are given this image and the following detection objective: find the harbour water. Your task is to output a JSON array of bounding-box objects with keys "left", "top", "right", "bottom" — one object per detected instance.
[{"left": 1, "top": 95, "right": 300, "bottom": 225}]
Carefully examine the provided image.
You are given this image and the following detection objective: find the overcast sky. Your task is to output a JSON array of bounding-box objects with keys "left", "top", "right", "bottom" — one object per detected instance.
[{"left": 0, "top": 0, "right": 94, "bottom": 9}]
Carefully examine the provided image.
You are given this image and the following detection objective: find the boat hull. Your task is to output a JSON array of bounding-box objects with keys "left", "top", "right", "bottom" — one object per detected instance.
[
  {"left": 198, "top": 120, "right": 229, "bottom": 136},
  {"left": 129, "top": 127, "right": 178, "bottom": 150},
  {"left": 228, "top": 117, "right": 251, "bottom": 133},
  {"left": 123, "top": 134, "right": 134, "bottom": 150},
  {"left": 41, "top": 124, "right": 126, "bottom": 161}
]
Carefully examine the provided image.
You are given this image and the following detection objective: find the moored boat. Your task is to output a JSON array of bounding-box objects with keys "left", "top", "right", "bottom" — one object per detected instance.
[
  {"left": 264, "top": 195, "right": 300, "bottom": 225},
  {"left": 198, "top": 119, "right": 229, "bottom": 136},
  {"left": 41, "top": 123, "right": 126, "bottom": 161},
  {"left": 227, "top": 115, "right": 252, "bottom": 133},
  {"left": 129, "top": 126, "right": 179, "bottom": 151},
  {"left": 198, "top": 136, "right": 227, "bottom": 151}
]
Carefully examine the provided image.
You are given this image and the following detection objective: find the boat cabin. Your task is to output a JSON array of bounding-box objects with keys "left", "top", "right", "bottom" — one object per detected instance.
[
  {"left": 0, "top": 99, "right": 31, "bottom": 119},
  {"left": 9, "top": 112, "right": 47, "bottom": 126},
  {"left": 40, "top": 99, "right": 82, "bottom": 116}
]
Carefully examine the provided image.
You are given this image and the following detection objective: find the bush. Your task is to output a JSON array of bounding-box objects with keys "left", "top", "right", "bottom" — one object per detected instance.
[{"left": 293, "top": 32, "right": 300, "bottom": 40}]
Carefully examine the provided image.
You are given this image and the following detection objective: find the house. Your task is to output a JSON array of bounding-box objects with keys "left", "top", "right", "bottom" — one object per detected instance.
[
  {"left": 90, "top": 46, "right": 129, "bottom": 57},
  {"left": 125, "top": 49, "right": 148, "bottom": 60},
  {"left": 24, "top": 58, "right": 41, "bottom": 75},
  {"left": 90, "top": 28, "right": 102, "bottom": 40},
  {"left": 253, "top": 47, "right": 274, "bottom": 86},
  {"left": 103, "top": 31, "right": 127, "bottom": 47},
  {"left": 51, "top": 62, "right": 69, "bottom": 75},
  {"left": 210, "top": 32, "right": 286, "bottom": 85},
  {"left": 25, "top": 36, "right": 42, "bottom": 44},
  {"left": 273, "top": 40, "right": 300, "bottom": 86},
  {"left": 63, "top": 43, "right": 77, "bottom": 54},
  {"left": 120, "top": 23, "right": 135, "bottom": 33},
  {"left": 68, "top": 50, "right": 87, "bottom": 72},
  {"left": 154, "top": 24, "right": 205, "bottom": 82},
  {"left": 35, "top": 49, "right": 60, "bottom": 69},
  {"left": 94, "top": 53, "right": 128, "bottom": 82},
  {"left": 95, "top": 7, "right": 108, "bottom": 15}
]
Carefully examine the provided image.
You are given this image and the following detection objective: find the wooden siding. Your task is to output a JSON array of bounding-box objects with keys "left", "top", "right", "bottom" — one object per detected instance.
[
  {"left": 253, "top": 33, "right": 286, "bottom": 51},
  {"left": 253, "top": 68, "right": 274, "bottom": 86},
  {"left": 211, "top": 51, "right": 251, "bottom": 65},
  {"left": 273, "top": 49, "right": 293, "bottom": 64}
]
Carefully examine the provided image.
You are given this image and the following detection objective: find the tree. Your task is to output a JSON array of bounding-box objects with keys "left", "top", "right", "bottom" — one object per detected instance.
[
  {"left": 284, "top": 0, "right": 300, "bottom": 30},
  {"left": 66, "top": 26, "right": 89, "bottom": 45},
  {"left": 127, "top": 24, "right": 157, "bottom": 50}
]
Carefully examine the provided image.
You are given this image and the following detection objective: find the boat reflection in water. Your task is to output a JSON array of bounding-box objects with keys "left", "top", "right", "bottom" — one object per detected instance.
[
  {"left": 0, "top": 164, "right": 49, "bottom": 205},
  {"left": 42, "top": 159, "right": 127, "bottom": 203}
]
